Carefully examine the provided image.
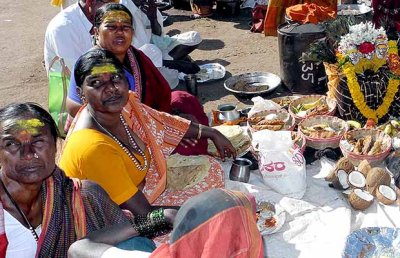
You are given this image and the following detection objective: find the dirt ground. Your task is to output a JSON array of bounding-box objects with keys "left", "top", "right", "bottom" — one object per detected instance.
[{"left": 0, "top": 1, "right": 282, "bottom": 113}]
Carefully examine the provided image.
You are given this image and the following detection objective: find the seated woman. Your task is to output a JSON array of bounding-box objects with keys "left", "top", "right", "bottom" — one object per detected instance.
[
  {"left": 0, "top": 103, "right": 263, "bottom": 257},
  {"left": 68, "top": 189, "right": 264, "bottom": 258},
  {"left": 59, "top": 48, "right": 235, "bottom": 217},
  {"left": 0, "top": 103, "right": 137, "bottom": 257},
  {"left": 66, "top": 3, "right": 208, "bottom": 155}
]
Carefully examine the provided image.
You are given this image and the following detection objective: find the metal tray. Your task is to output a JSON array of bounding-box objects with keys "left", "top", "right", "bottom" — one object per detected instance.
[{"left": 224, "top": 72, "right": 281, "bottom": 96}]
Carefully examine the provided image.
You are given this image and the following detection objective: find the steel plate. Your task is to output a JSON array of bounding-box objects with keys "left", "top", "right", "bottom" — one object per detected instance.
[{"left": 224, "top": 72, "right": 281, "bottom": 96}]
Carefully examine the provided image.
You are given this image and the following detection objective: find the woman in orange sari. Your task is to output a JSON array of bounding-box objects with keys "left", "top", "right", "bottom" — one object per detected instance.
[{"left": 69, "top": 189, "right": 264, "bottom": 258}]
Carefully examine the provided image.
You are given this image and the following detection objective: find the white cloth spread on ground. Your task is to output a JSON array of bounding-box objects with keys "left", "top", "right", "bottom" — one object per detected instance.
[
  {"left": 222, "top": 157, "right": 400, "bottom": 258},
  {"left": 4, "top": 210, "right": 42, "bottom": 258},
  {"left": 44, "top": 3, "right": 93, "bottom": 74}
]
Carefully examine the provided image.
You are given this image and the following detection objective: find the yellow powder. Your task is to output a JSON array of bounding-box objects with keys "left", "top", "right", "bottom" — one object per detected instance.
[{"left": 91, "top": 64, "right": 118, "bottom": 76}]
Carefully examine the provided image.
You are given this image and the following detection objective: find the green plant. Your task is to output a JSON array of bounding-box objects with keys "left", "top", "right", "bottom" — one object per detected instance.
[{"left": 300, "top": 16, "right": 358, "bottom": 64}]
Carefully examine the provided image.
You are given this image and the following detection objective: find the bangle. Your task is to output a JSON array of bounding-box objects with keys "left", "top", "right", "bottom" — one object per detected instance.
[
  {"left": 129, "top": 209, "right": 171, "bottom": 238},
  {"left": 197, "top": 124, "right": 202, "bottom": 140}
]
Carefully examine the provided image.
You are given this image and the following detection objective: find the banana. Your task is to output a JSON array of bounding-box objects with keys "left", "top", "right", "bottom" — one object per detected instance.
[
  {"left": 390, "top": 120, "right": 400, "bottom": 129},
  {"left": 384, "top": 124, "right": 393, "bottom": 136},
  {"left": 302, "top": 97, "right": 323, "bottom": 110},
  {"left": 346, "top": 120, "right": 361, "bottom": 129}
]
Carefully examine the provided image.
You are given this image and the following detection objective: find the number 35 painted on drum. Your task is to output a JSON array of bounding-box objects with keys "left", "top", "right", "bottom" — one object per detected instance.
[{"left": 301, "top": 62, "right": 314, "bottom": 84}]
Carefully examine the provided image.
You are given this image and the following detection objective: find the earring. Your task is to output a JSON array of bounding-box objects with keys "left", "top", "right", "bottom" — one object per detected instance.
[
  {"left": 80, "top": 95, "right": 86, "bottom": 103},
  {"left": 91, "top": 35, "right": 97, "bottom": 46},
  {"left": 34, "top": 153, "right": 39, "bottom": 159}
]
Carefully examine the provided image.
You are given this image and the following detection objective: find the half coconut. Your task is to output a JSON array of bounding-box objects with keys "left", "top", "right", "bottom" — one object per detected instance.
[
  {"left": 376, "top": 185, "right": 397, "bottom": 205},
  {"left": 348, "top": 171, "right": 366, "bottom": 188},
  {"left": 332, "top": 169, "right": 349, "bottom": 190},
  {"left": 348, "top": 189, "right": 374, "bottom": 210}
]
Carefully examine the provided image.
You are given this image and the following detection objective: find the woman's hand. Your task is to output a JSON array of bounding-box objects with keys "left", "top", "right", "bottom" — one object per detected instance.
[{"left": 209, "top": 129, "right": 236, "bottom": 161}]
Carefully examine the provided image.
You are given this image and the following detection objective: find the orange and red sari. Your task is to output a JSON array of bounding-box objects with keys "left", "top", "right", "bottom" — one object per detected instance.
[{"left": 151, "top": 189, "right": 264, "bottom": 258}]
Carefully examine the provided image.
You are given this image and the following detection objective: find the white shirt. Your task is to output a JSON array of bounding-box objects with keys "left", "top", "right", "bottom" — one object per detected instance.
[
  {"left": 4, "top": 210, "right": 42, "bottom": 258},
  {"left": 61, "top": 0, "right": 77, "bottom": 9},
  {"left": 44, "top": 3, "right": 93, "bottom": 74}
]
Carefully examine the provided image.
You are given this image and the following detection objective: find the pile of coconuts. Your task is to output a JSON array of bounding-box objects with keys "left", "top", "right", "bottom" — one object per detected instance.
[{"left": 326, "top": 157, "right": 398, "bottom": 210}]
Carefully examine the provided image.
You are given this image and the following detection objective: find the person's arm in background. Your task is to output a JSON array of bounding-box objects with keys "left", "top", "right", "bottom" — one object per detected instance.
[
  {"left": 66, "top": 69, "right": 84, "bottom": 116},
  {"left": 140, "top": 0, "right": 162, "bottom": 36}
]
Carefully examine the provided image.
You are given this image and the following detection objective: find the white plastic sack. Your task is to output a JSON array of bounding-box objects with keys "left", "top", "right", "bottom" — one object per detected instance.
[
  {"left": 248, "top": 96, "right": 281, "bottom": 118},
  {"left": 254, "top": 130, "right": 307, "bottom": 199}
]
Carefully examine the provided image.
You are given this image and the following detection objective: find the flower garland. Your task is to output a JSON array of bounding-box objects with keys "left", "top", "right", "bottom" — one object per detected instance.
[
  {"left": 388, "top": 40, "right": 400, "bottom": 76},
  {"left": 343, "top": 62, "right": 399, "bottom": 122}
]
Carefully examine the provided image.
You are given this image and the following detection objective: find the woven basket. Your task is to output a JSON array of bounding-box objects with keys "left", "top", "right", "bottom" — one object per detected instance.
[
  {"left": 339, "top": 129, "right": 392, "bottom": 166},
  {"left": 298, "top": 115, "right": 348, "bottom": 150},
  {"left": 248, "top": 109, "right": 295, "bottom": 133},
  {"left": 271, "top": 95, "right": 302, "bottom": 110},
  {"left": 334, "top": 67, "right": 394, "bottom": 124},
  {"left": 289, "top": 95, "right": 337, "bottom": 124}
]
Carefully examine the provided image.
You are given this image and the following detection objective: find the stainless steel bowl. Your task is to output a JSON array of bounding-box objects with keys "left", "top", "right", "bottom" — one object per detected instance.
[
  {"left": 337, "top": 4, "right": 372, "bottom": 22},
  {"left": 224, "top": 72, "right": 281, "bottom": 96}
]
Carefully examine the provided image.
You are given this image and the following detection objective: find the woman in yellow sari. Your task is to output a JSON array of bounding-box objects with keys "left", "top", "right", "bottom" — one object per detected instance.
[{"left": 59, "top": 48, "right": 235, "bottom": 222}]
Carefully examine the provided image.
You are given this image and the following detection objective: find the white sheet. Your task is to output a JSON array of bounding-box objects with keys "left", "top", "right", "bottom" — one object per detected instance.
[{"left": 222, "top": 157, "right": 400, "bottom": 258}]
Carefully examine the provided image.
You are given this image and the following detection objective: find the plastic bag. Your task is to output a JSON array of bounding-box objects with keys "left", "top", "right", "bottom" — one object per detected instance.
[
  {"left": 248, "top": 96, "right": 281, "bottom": 118},
  {"left": 48, "top": 56, "right": 70, "bottom": 137},
  {"left": 253, "top": 130, "right": 306, "bottom": 199}
]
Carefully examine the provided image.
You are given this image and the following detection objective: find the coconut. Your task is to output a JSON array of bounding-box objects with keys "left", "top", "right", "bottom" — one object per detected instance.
[
  {"left": 325, "top": 157, "right": 354, "bottom": 182},
  {"left": 348, "top": 171, "right": 366, "bottom": 188},
  {"left": 366, "top": 167, "right": 391, "bottom": 195},
  {"left": 376, "top": 185, "right": 397, "bottom": 205},
  {"left": 331, "top": 169, "right": 350, "bottom": 190},
  {"left": 357, "top": 159, "right": 371, "bottom": 178},
  {"left": 348, "top": 189, "right": 374, "bottom": 210}
]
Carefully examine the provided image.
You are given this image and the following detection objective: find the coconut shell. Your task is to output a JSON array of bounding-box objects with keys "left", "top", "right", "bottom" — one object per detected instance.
[
  {"left": 357, "top": 159, "right": 371, "bottom": 178},
  {"left": 376, "top": 185, "right": 397, "bottom": 205},
  {"left": 366, "top": 167, "right": 391, "bottom": 196},
  {"left": 331, "top": 169, "right": 349, "bottom": 190},
  {"left": 325, "top": 157, "right": 354, "bottom": 182},
  {"left": 336, "top": 157, "right": 354, "bottom": 173},
  {"left": 348, "top": 190, "right": 374, "bottom": 210}
]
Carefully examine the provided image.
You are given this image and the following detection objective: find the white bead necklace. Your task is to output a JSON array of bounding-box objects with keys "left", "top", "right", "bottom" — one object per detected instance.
[{"left": 90, "top": 112, "right": 148, "bottom": 171}]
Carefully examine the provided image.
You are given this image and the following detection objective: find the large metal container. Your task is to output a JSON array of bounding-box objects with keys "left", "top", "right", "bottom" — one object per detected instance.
[{"left": 278, "top": 22, "right": 327, "bottom": 94}]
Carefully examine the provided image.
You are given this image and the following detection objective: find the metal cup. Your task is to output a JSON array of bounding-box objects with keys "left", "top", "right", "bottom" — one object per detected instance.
[
  {"left": 184, "top": 74, "right": 198, "bottom": 96},
  {"left": 217, "top": 103, "right": 240, "bottom": 122},
  {"left": 229, "top": 158, "right": 252, "bottom": 183}
]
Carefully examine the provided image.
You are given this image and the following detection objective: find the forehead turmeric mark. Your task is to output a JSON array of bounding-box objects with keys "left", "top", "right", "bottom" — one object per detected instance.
[
  {"left": 102, "top": 11, "right": 131, "bottom": 24},
  {"left": 15, "top": 119, "right": 45, "bottom": 135},
  {"left": 91, "top": 63, "right": 118, "bottom": 76}
]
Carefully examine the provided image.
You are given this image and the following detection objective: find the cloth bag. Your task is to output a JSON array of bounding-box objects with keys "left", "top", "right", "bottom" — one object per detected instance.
[
  {"left": 253, "top": 130, "right": 306, "bottom": 199},
  {"left": 48, "top": 56, "right": 70, "bottom": 137}
]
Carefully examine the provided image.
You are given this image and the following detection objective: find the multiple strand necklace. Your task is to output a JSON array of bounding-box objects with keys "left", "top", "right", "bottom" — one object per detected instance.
[
  {"left": 0, "top": 179, "right": 39, "bottom": 242},
  {"left": 90, "top": 112, "right": 148, "bottom": 171}
]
